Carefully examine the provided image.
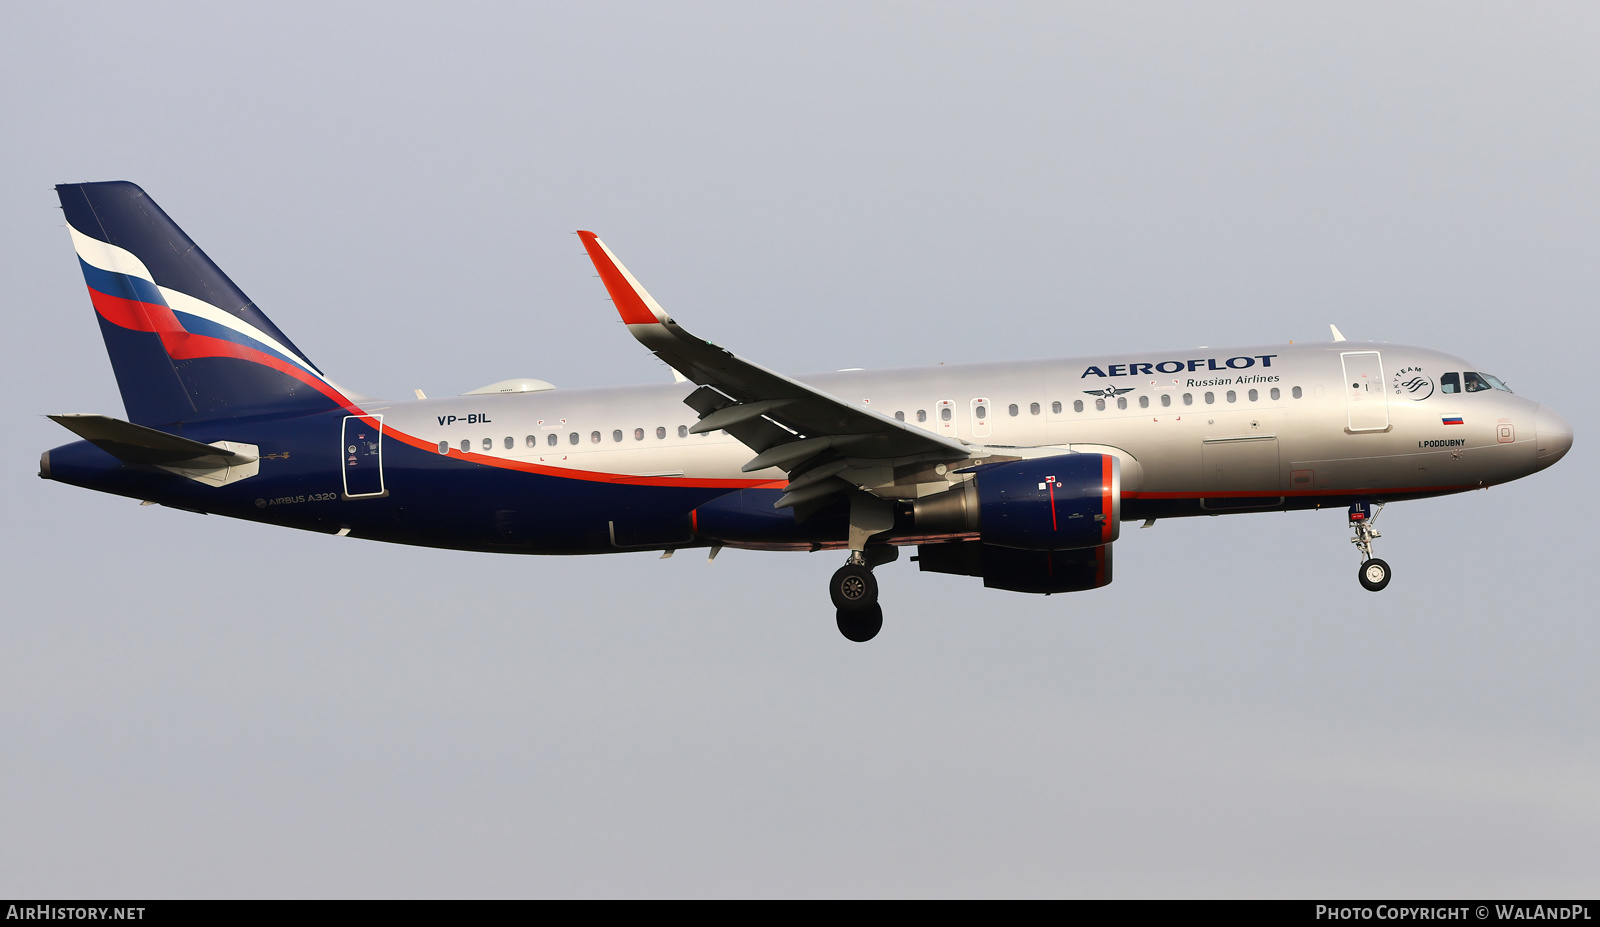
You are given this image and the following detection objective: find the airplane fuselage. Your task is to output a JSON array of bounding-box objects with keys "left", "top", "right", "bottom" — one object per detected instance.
[{"left": 43, "top": 339, "right": 1567, "bottom": 554}]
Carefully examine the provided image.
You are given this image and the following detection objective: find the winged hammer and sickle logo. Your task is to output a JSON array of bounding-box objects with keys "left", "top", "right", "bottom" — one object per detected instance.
[{"left": 1082, "top": 387, "right": 1135, "bottom": 399}]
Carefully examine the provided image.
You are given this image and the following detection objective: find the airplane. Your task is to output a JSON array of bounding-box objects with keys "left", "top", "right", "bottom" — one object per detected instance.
[{"left": 39, "top": 181, "right": 1574, "bottom": 642}]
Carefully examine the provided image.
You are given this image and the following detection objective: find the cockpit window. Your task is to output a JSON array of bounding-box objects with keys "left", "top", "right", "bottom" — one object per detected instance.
[
  {"left": 1464, "top": 371, "right": 1494, "bottom": 393},
  {"left": 1441, "top": 372, "right": 1460, "bottom": 394},
  {"left": 1480, "top": 372, "right": 1512, "bottom": 392}
]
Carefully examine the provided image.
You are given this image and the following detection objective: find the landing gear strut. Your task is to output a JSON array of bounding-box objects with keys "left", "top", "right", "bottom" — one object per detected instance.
[
  {"left": 830, "top": 494, "right": 895, "bottom": 642},
  {"left": 1349, "top": 501, "right": 1391, "bottom": 592}
]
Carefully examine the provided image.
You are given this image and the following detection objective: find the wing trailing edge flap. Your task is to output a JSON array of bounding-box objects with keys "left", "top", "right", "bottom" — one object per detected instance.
[{"left": 577, "top": 231, "right": 972, "bottom": 510}]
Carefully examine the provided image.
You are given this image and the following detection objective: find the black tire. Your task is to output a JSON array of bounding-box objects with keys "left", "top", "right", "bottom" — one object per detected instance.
[
  {"left": 829, "top": 564, "right": 878, "bottom": 611},
  {"left": 1358, "top": 558, "right": 1392, "bottom": 592},
  {"left": 836, "top": 604, "right": 884, "bottom": 642}
]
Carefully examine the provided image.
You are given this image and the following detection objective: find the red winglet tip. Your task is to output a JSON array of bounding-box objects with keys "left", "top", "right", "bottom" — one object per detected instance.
[{"left": 578, "top": 232, "right": 662, "bottom": 326}]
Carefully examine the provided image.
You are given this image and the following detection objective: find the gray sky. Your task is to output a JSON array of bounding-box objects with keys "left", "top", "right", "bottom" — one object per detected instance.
[{"left": 2, "top": 2, "right": 1595, "bottom": 897}]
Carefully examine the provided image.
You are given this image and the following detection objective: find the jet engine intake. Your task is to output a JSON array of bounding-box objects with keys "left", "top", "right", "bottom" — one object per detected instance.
[{"left": 913, "top": 453, "right": 1121, "bottom": 551}]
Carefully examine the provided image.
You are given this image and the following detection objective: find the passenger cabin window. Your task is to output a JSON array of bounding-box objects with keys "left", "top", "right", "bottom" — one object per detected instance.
[
  {"left": 438, "top": 441, "right": 449, "bottom": 455},
  {"left": 1139, "top": 395, "right": 1149, "bottom": 409},
  {"left": 613, "top": 430, "right": 623, "bottom": 442},
  {"left": 1030, "top": 402, "right": 1040, "bottom": 415},
  {"left": 1226, "top": 390, "right": 1237, "bottom": 403},
  {"left": 1441, "top": 372, "right": 1460, "bottom": 394},
  {"left": 1270, "top": 387, "right": 1280, "bottom": 400},
  {"left": 1073, "top": 400, "right": 1084, "bottom": 412},
  {"left": 525, "top": 435, "right": 536, "bottom": 448},
  {"left": 1292, "top": 386, "right": 1302, "bottom": 399},
  {"left": 1095, "top": 398, "right": 1105, "bottom": 411},
  {"left": 974, "top": 404, "right": 987, "bottom": 419},
  {"left": 570, "top": 432, "right": 579, "bottom": 445},
  {"left": 1183, "top": 393, "right": 1194, "bottom": 406},
  {"left": 678, "top": 425, "right": 689, "bottom": 438},
  {"left": 460, "top": 439, "right": 471, "bottom": 452},
  {"left": 1247, "top": 389, "right": 1258, "bottom": 402},
  {"left": 941, "top": 408, "right": 952, "bottom": 422},
  {"left": 548, "top": 433, "right": 558, "bottom": 446},
  {"left": 505, "top": 436, "right": 514, "bottom": 450},
  {"left": 1160, "top": 394, "right": 1171, "bottom": 408},
  {"left": 657, "top": 426, "right": 667, "bottom": 439},
  {"left": 1008, "top": 404, "right": 1018, "bottom": 416},
  {"left": 917, "top": 410, "right": 927, "bottom": 422},
  {"left": 482, "top": 437, "right": 493, "bottom": 451},
  {"left": 634, "top": 428, "right": 644, "bottom": 441},
  {"left": 1116, "top": 397, "right": 1127, "bottom": 410},
  {"left": 1052, "top": 401, "right": 1062, "bottom": 414},
  {"left": 590, "top": 431, "right": 601, "bottom": 444},
  {"left": 895, "top": 411, "right": 905, "bottom": 421}
]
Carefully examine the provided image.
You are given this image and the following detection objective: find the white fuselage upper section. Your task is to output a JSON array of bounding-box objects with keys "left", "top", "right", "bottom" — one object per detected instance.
[{"left": 369, "top": 340, "right": 1555, "bottom": 496}]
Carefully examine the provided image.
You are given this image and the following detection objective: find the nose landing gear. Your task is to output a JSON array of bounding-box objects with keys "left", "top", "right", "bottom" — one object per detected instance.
[{"left": 1349, "top": 501, "right": 1391, "bottom": 592}]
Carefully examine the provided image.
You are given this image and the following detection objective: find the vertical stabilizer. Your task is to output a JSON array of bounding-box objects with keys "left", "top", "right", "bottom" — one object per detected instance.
[{"left": 57, "top": 181, "right": 347, "bottom": 425}]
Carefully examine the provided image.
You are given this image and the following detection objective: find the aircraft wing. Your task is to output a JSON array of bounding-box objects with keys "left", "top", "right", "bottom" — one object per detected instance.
[{"left": 578, "top": 232, "right": 972, "bottom": 510}]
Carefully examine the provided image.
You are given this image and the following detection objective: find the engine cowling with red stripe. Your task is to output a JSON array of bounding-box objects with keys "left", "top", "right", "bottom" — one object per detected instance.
[{"left": 914, "top": 454, "right": 1121, "bottom": 551}]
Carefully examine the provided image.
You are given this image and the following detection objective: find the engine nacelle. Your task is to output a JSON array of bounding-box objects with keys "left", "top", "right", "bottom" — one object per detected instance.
[
  {"left": 916, "top": 541, "right": 1113, "bottom": 594},
  {"left": 913, "top": 453, "right": 1121, "bottom": 551}
]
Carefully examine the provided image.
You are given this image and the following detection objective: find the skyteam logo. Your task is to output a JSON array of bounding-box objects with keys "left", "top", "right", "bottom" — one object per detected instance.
[
  {"left": 1083, "top": 387, "right": 1135, "bottom": 400},
  {"left": 1392, "top": 366, "right": 1434, "bottom": 401}
]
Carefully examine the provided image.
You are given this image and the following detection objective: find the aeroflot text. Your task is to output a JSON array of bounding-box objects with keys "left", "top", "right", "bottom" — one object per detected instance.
[{"left": 1081, "top": 355, "right": 1278, "bottom": 378}]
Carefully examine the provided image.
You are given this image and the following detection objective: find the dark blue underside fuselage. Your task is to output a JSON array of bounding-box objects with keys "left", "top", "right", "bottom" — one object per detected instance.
[{"left": 41, "top": 409, "right": 860, "bottom": 554}]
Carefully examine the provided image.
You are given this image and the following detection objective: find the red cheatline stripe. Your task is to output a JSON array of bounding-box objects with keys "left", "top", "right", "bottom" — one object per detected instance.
[
  {"left": 577, "top": 231, "right": 659, "bottom": 326},
  {"left": 1101, "top": 455, "right": 1114, "bottom": 543},
  {"left": 1126, "top": 485, "right": 1477, "bottom": 499},
  {"left": 163, "top": 331, "right": 356, "bottom": 411},
  {"left": 425, "top": 436, "right": 780, "bottom": 489}
]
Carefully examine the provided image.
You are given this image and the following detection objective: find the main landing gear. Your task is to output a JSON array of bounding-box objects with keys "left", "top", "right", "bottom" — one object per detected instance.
[
  {"left": 830, "top": 493, "right": 896, "bottom": 642},
  {"left": 831, "top": 550, "right": 890, "bottom": 642},
  {"left": 1349, "top": 501, "right": 1392, "bottom": 592}
]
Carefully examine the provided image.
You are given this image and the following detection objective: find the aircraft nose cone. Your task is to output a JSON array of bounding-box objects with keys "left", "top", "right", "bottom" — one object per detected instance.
[{"left": 1534, "top": 405, "right": 1573, "bottom": 469}]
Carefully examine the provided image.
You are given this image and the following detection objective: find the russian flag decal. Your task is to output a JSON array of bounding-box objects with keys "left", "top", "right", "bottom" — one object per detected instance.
[{"left": 1442, "top": 415, "right": 1464, "bottom": 425}]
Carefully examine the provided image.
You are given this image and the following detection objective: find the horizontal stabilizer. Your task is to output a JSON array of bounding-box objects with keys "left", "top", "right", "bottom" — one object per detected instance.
[{"left": 48, "top": 414, "right": 255, "bottom": 465}]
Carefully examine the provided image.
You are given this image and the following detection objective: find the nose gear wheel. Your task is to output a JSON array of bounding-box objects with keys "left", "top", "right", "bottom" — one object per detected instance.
[{"left": 1359, "top": 558, "right": 1392, "bottom": 592}]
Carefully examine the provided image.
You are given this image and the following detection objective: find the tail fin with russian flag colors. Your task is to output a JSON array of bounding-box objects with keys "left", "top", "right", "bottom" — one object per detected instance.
[{"left": 57, "top": 181, "right": 350, "bottom": 426}]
